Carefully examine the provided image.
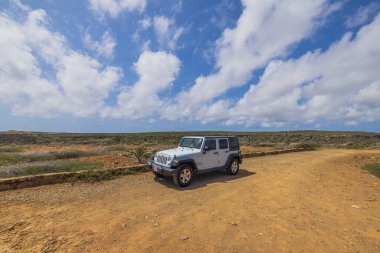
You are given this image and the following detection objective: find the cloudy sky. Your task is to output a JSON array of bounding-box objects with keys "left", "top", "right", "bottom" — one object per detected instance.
[{"left": 0, "top": 0, "right": 379, "bottom": 133}]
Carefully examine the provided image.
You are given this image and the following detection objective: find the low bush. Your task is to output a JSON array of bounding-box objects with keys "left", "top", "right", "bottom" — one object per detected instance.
[
  {"left": 346, "top": 142, "right": 374, "bottom": 149},
  {"left": 362, "top": 163, "right": 380, "bottom": 178},
  {"left": 0, "top": 154, "right": 19, "bottom": 166},
  {"left": 50, "top": 150, "right": 91, "bottom": 159},
  {"left": 294, "top": 143, "right": 320, "bottom": 150},
  {"left": 104, "top": 145, "right": 129, "bottom": 152},
  {"left": 0, "top": 146, "right": 23, "bottom": 153},
  {"left": 257, "top": 143, "right": 276, "bottom": 147},
  {"left": 0, "top": 149, "right": 98, "bottom": 165},
  {"left": 0, "top": 160, "right": 102, "bottom": 178},
  {"left": 130, "top": 146, "right": 150, "bottom": 164}
]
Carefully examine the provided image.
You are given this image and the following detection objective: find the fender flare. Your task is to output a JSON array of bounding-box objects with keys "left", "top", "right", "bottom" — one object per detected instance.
[
  {"left": 225, "top": 154, "right": 242, "bottom": 167},
  {"left": 176, "top": 159, "right": 199, "bottom": 171}
]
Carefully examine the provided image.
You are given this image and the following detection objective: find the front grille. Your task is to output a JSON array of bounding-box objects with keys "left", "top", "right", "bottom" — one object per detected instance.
[{"left": 157, "top": 154, "right": 169, "bottom": 164}]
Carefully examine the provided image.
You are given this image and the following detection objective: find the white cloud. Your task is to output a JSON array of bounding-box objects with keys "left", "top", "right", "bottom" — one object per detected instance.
[
  {"left": 210, "top": 0, "right": 237, "bottom": 30},
  {"left": 346, "top": 2, "right": 380, "bottom": 28},
  {"left": 131, "top": 18, "right": 151, "bottom": 52},
  {"left": 134, "top": 16, "right": 184, "bottom": 53},
  {"left": 88, "top": 0, "right": 146, "bottom": 18},
  {"left": 226, "top": 14, "right": 380, "bottom": 127},
  {"left": 153, "top": 15, "right": 183, "bottom": 51},
  {"left": 0, "top": 5, "right": 121, "bottom": 117},
  {"left": 57, "top": 52, "right": 120, "bottom": 116},
  {"left": 83, "top": 31, "right": 116, "bottom": 58},
  {"left": 171, "top": 0, "right": 183, "bottom": 14},
  {"left": 153, "top": 16, "right": 170, "bottom": 38},
  {"left": 161, "top": 0, "right": 338, "bottom": 120},
  {"left": 139, "top": 17, "right": 151, "bottom": 29},
  {"left": 140, "top": 40, "right": 151, "bottom": 52},
  {"left": 2, "top": 0, "right": 379, "bottom": 130},
  {"left": 0, "top": 10, "right": 63, "bottom": 116},
  {"left": 102, "top": 51, "right": 180, "bottom": 118}
]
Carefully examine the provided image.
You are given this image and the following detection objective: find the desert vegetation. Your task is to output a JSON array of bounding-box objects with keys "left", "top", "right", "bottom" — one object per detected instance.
[
  {"left": 0, "top": 130, "right": 379, "bottom": 179},
  {"left": 362, "top": 163, "right": 380, "bottom": 178}
]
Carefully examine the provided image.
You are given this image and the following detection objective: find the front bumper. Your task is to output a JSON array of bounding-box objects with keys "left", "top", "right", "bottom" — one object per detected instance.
[{"left": 147, "top": 161, "right": 177, "bottom": 176}]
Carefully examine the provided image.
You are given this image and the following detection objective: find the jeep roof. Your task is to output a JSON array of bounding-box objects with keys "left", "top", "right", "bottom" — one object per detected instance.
[{"left": 181, "top": 135, "right": 239, "bottom": 138}]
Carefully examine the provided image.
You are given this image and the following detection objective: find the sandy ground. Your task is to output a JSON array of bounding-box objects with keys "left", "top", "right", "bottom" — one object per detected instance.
[{"left": 0, "top": 149, "right": 379, "bottom": 253}]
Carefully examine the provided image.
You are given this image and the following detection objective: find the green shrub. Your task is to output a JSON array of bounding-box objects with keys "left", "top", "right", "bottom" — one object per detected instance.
[
  {"left": 294, "top": 143, "right": 320, "bottom": 150},
  {"left": 257, "top": 143, "right": 276, "bottom": 147},
  {"left": 130, "top": 146, "right": 150, "bottom": 164},
  {"left": 0, "top": 146, "right": 23, "bottom": 153},
  {"left": 346, "top": 142, "right": 373, "bottom": 149},
  {"left": 104, "top": 145, "right": 129, "bottom": 152},
  {"left": 362, "top": 163, "right": 380, "bottom": 178},
  {"left": 0, "top": 154, "right": 19, "bottom": 166},
  {"left": 50, "top": 150, "right": 88, "bottom": 159},
  {"left": 23, "top": 153, "right": 55, "bottom": 162}
]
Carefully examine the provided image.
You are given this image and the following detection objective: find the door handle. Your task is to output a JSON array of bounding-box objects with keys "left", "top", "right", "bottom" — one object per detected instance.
[
  {"left": 225, "top": 151, "right": 229, "bottom": 153},
  {"left": 213, "top": 152, "right": 219, "bottom": 154}
]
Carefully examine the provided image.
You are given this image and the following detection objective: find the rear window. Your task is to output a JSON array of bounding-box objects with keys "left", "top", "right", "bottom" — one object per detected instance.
[
  {"left": 218, "top": 139, "right": 228, "bottom": 149},
  {"left": 228, "top": 137, "right": 240, "bottom": 151},
  {"left": 204, "top": 139, "right": 216, "bottom": 150}
]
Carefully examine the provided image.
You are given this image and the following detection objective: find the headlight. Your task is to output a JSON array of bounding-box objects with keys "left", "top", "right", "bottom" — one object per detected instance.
[{"left": 170, "top": 159, "right": 179, "bottom": 166}]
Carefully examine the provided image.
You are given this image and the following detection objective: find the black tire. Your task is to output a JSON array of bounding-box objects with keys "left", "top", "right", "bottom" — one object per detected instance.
[
  {"left": 173, "top": 165, "right": 194, "bottom": 187},
  {"left": 152, "top": 171, "right": 164, "bottom": 178},
  {"left": 226, "top": 158, "right": 239, "bottom": 175}
]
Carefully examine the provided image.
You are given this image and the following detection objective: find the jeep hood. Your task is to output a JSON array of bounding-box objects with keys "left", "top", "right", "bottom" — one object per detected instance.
[{"left": 157, "top": 147, "right": 200, "bottom": 158}]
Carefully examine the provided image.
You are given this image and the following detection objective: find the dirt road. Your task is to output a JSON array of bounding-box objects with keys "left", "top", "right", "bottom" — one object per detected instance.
[{"left": 1, "top": 149, "right": 379, "bottom": 252}]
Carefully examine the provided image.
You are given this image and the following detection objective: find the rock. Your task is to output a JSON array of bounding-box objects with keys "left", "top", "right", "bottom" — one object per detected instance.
[
  {"left": 7, "top": 224, "right": 15, "bottom": 231},
  {"left": 180, "top": 236, "right": 189, "bottom": 240},
  {"left": 351, "top": 205, "right": 360, "bottom": 209},
  {"left": 230, "top": 221, "right": 238, "bottom": 226},
  {"left": 121, "top": 223, "right": 126, "bottom": 228}
]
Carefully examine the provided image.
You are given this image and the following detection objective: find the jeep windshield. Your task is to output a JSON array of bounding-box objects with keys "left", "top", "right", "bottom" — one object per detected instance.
[{"left": 179, "top": 138, "right": 203, "bottom": 149}]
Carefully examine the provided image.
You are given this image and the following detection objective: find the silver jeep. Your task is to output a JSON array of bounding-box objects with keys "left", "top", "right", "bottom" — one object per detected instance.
[{"left": 147, "top": 136, "right": 243, "bottom": 187}]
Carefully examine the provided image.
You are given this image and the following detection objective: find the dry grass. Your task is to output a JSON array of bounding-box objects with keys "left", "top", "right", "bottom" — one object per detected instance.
[{"left": 0, "top": 160, "right": 102, "bottom": 178}]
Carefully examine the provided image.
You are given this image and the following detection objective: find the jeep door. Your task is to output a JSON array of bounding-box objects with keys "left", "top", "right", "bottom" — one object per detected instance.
[
  {"left": 217, "top": 138, "right": 229, "bottom": 166},
  {"left": 200, "top": 139, "right": 218, "bottom": 170}
]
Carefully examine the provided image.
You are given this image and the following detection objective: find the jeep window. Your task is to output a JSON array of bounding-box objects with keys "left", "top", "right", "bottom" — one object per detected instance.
[
  {"left": 228, "top": 137, "right": 240, "bottom": 151},
  {"left": 218, "top": 139, "right": 228, "bottom": 149},
  {"left": 179, "top": 138, "right": 203, "bottom": 149},
  {"left": 204, "top": 139, "right": 216, "bottom": 150}
]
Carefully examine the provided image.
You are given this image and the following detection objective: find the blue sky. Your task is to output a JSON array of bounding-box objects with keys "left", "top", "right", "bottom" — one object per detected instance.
[{"left": 0, "top": 0, "right": 379, "bottom": 133}]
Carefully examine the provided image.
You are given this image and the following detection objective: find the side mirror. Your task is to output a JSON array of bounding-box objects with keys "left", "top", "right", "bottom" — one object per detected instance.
[{"left": 203, "top": 146, "right": 210, "bottom": 154}]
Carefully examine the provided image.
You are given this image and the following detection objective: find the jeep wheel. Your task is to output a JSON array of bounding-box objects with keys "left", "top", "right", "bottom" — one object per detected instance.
[
  {"left": 227, "top": 159, "right": 239, "bottom": 175},
  {"left": 152, "top": 171, "right": 164, "bottom": 178},
  {"left": 173, "top": 165, "right": 194, "bottom": 187}
]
